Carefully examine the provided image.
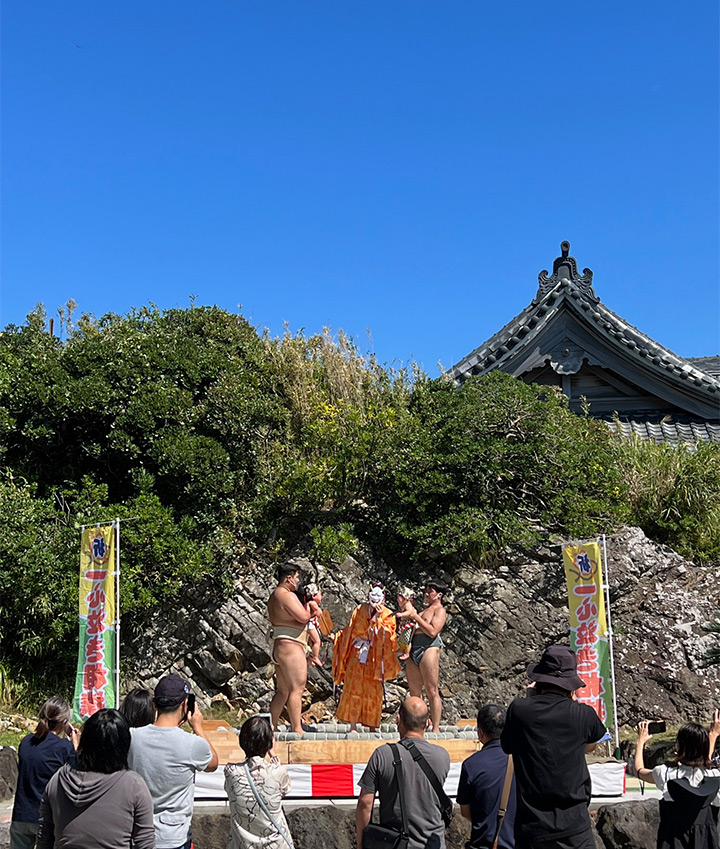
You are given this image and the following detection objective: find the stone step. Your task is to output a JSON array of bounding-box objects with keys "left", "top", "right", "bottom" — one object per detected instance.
[{"left": 204, "top": 725, "right": 480, "bottom": 765}]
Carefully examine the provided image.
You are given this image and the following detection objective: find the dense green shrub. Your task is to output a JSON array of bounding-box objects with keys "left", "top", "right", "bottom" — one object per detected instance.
[
  {"left": 257, "top": 327, "right": 412, "bottom": 539},
  {"left": 0, "top": 303, "right": 718, "bottom": 696},
  {"left": 0, "top": 305, "right": 284, "bottom": 530},
  {"left": 364, "top": 374, "right": 630, "bottom": 564},
  {"left": 612, "top": 436, "right": 720, "bottom": 563},
  {"left": 309, "top": 523, "right": 359, "bottom": 564},
  {"left": 0, "top": 473, "right": 77, "bottom": 670},
  {"left": 0, "top": 472, "right": 212, "bottom": 698}
]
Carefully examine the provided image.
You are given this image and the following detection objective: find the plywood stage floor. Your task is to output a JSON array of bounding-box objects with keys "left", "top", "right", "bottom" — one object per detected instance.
[{"left": 203, "top": 720, "right": 480, "bottom": 766}]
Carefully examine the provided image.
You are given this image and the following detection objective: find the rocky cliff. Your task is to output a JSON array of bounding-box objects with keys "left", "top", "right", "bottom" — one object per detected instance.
[{"left": 127, "top": 527, "right": 720, "bottom": 726}]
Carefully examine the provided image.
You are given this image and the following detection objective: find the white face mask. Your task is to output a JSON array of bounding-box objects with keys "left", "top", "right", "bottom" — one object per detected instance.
[{"left": 368, "top": 588, "right": 384, "bottom": 605}]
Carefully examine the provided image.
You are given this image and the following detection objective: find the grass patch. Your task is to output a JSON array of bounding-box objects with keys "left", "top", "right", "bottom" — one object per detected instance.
[
  {"left": 0, "top": 730, "right": 23, "bottom": 748},
  {"left": 618, "top": 724, "right": 678, "bottom": 744}
]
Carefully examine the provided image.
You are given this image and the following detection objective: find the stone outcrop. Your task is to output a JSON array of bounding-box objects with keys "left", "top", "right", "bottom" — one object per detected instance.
[
  {"left": 0, "top": 747, "right": 17, "bottom": 801},
  {"left": 594, "top": 800, "right": 661, "bottom": 849},
  {"left": 189, "top": 805, "right": 473, "bottom": 849},
  {"left": 0, "top": 801, "right": 706, "bottom": 849},
  {"left": 126, "top": 527, "right": 720, "bottom": 726}
]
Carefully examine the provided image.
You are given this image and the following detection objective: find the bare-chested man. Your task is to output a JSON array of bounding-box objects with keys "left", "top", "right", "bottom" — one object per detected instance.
[
  {"left": 268, "top": 563, "right": 311, "bottom": 734},
  {"left": 397, "top": 578, "right": 447, "bottom": 731}
]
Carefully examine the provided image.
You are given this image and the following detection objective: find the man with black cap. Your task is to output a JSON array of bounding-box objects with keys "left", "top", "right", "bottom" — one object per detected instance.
[
  {"left": 128, "top": 674, "right": 219, "bottom": 849},
  {"left": 500, "top": 645, "right": 606, "bottom": 849}
]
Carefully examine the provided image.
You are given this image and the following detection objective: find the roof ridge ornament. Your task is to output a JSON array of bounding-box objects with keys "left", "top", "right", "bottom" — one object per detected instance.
[{"left": 536, "top": 241, "right": 597, "bottom": 302}]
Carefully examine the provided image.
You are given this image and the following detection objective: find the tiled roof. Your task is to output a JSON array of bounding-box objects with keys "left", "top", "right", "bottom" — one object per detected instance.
[
  {"left": 448, "top": 242, "right": 720, "bottom": 443},
  {"left": 602, "top": 414, "right": 720, "bottom": 445},
  {"left": 449, "top": 243, "right": 720, "bottom": 406},
  {"left": 688, "top": 356, "right": 720, "bottom": 378}
]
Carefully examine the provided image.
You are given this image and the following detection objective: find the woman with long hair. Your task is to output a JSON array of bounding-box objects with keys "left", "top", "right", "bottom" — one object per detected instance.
[
  {"left": 225, "top": 715, "right": 294, "bottom": 849},
  {"left": 10, "top": 696, "right": 78, "bottom": 849},
  {"left": 36, "top": 708, "right": 155, "bottom": 849},
  {"left": 636, "top": 711, "right": 720, "bottom": 849}
]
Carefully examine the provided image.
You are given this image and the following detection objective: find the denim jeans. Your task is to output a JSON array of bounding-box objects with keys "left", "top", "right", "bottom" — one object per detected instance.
[{"left": 9, "top": 822, "right": 39, "bottom": 849}]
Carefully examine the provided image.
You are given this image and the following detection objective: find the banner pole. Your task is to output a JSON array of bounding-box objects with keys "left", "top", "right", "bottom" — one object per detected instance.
[
  {"left": 115, "top": 518, "right": 121, "bottom": 708},
  {"left": 602, "top": 534, "right": 620, "bottom": 755}
]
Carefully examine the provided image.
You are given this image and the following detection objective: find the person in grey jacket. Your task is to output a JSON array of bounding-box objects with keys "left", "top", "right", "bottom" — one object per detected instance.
[{"left": 36, "top": 708, "right": 155, "bottom": 849}]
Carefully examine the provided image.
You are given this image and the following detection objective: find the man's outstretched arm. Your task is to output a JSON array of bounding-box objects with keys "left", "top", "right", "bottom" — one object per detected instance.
[{"left": 188, "top": 706, "right": 219, "bottom": 772}]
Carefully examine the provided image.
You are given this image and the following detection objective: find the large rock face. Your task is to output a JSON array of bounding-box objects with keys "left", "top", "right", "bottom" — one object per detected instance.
[
  {"left": 594, "top": 800, "right": 660, "bottom": 849},
  {"left": 126, "top": 527, "right": 720, "bottom": 726},
  {"left": 189, "top": 805, "right": 473, "bottom": 849},
  {"left": 0, "top": 747, "right": 17, "bottom": 801}
]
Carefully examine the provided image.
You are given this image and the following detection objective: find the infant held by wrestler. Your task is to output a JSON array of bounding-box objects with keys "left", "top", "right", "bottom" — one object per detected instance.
[
  {"left": 302, "top": 583, "right": 325, "bottom": 667},
  {"left": 395, "top": 586, "right": 417, "bottom": 661}
]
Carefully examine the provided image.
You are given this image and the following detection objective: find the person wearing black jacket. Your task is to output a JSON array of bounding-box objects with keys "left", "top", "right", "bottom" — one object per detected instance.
[{"left": 500, "top": 645, "right": 605, "bottom": 849}]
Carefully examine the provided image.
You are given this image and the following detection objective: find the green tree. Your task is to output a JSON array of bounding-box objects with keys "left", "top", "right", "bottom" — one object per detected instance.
[
  {"left": 0, "top": 305, "right": 285, "bottom": 534},
  {"left": 364, "top": 373, "right": 629, "bottom": 565}
]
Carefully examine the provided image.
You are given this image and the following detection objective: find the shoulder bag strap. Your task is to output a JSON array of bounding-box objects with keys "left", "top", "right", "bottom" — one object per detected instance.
[
  {"left": 242, "top": 762, "right": 294, "bottom": 849},
  {"left": 399, "top": 739, "right": 452, "bottom": 812},
  {"left": 389, "top": 743, "right": 410, "bottom": 839},
  {"left": 491, "top": 755, "right": 514, "bottom": 849}
]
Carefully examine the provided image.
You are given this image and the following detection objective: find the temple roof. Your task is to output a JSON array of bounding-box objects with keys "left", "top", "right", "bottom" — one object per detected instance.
[
  {"left": 448, "top": 242, "right": 720, "bottom": 439},
  {"left": 602, "top": 413, "right": 720, "bottom": 445},
  {"left": 688, "top": 356, "right": 720, "bottom": 379}
]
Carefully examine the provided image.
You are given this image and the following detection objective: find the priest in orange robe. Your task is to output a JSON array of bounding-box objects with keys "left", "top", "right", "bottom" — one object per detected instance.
[{"left": 332, "top": 585, "right": 402, "bottom": 729}]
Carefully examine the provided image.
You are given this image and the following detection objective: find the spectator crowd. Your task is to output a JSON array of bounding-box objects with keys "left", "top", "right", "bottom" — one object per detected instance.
[{"left": 9, "top": 644, "right": 720, "bottom": 849}]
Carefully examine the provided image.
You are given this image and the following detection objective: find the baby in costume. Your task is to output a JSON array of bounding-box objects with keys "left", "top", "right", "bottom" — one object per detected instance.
[
  {"left": 395, "top": 586, "right": 416, "bottom": 661},
  {"left": 303, "top": 583, "right": 324, "bottom": 667}
]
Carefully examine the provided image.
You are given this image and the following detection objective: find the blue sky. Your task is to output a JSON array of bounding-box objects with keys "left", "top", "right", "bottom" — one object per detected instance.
[{"left": 2, "top": 1, "right": 718, "bottom": 375}]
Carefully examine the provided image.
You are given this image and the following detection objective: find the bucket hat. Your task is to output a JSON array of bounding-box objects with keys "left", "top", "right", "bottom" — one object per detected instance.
[{"left": 526, "top": 645, "right": 585, "bottom": 691}]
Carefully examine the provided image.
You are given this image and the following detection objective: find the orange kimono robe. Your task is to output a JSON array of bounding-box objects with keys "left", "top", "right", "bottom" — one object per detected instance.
[{"left": 332, "top": 603, "right": 401, "bottom": 728}]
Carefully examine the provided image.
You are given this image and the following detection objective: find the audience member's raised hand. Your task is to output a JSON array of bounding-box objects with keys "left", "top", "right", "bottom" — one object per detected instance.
[
  {"left": 187, "top": 704, "right": 205, "bottom": 733},
  {"left": 710, "top": 708, "right": 720, "bottom": 738},
  {"left": 636, "top": 720, "right": 651, "bottom": 745}
]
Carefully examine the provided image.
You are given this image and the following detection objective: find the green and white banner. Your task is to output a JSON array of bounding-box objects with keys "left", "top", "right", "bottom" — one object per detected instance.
[
  {"left": 563, "top": 541, "right": 614, "bottom": 728},
  {"left": 73, "top": 525, "right": 117, "bottom": 720}
]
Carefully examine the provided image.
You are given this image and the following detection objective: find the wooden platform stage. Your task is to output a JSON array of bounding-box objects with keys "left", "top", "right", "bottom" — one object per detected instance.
[
  {"left": 196, "top": 721, "right": 625, "bottom": 801},
  {"left": 204, "top": 721, "right": 480, "bottom": 766}
]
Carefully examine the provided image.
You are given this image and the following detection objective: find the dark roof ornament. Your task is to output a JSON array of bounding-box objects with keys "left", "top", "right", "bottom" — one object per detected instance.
[{"left": 536, "top": 241, "right": 597, "bottom": 301}]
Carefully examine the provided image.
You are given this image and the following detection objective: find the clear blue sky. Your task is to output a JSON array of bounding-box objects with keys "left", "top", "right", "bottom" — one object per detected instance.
[{"left": 2, "top": 1, "right": 718, "bottom": 374}]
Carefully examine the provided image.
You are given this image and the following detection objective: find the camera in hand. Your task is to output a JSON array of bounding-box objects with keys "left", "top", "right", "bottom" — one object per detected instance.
[
  {"left": 186, "top": 694, "right": 196, "bottom": 716},
  {"left": 648, "top": 720, "right": 666, "bottom": 734}
]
